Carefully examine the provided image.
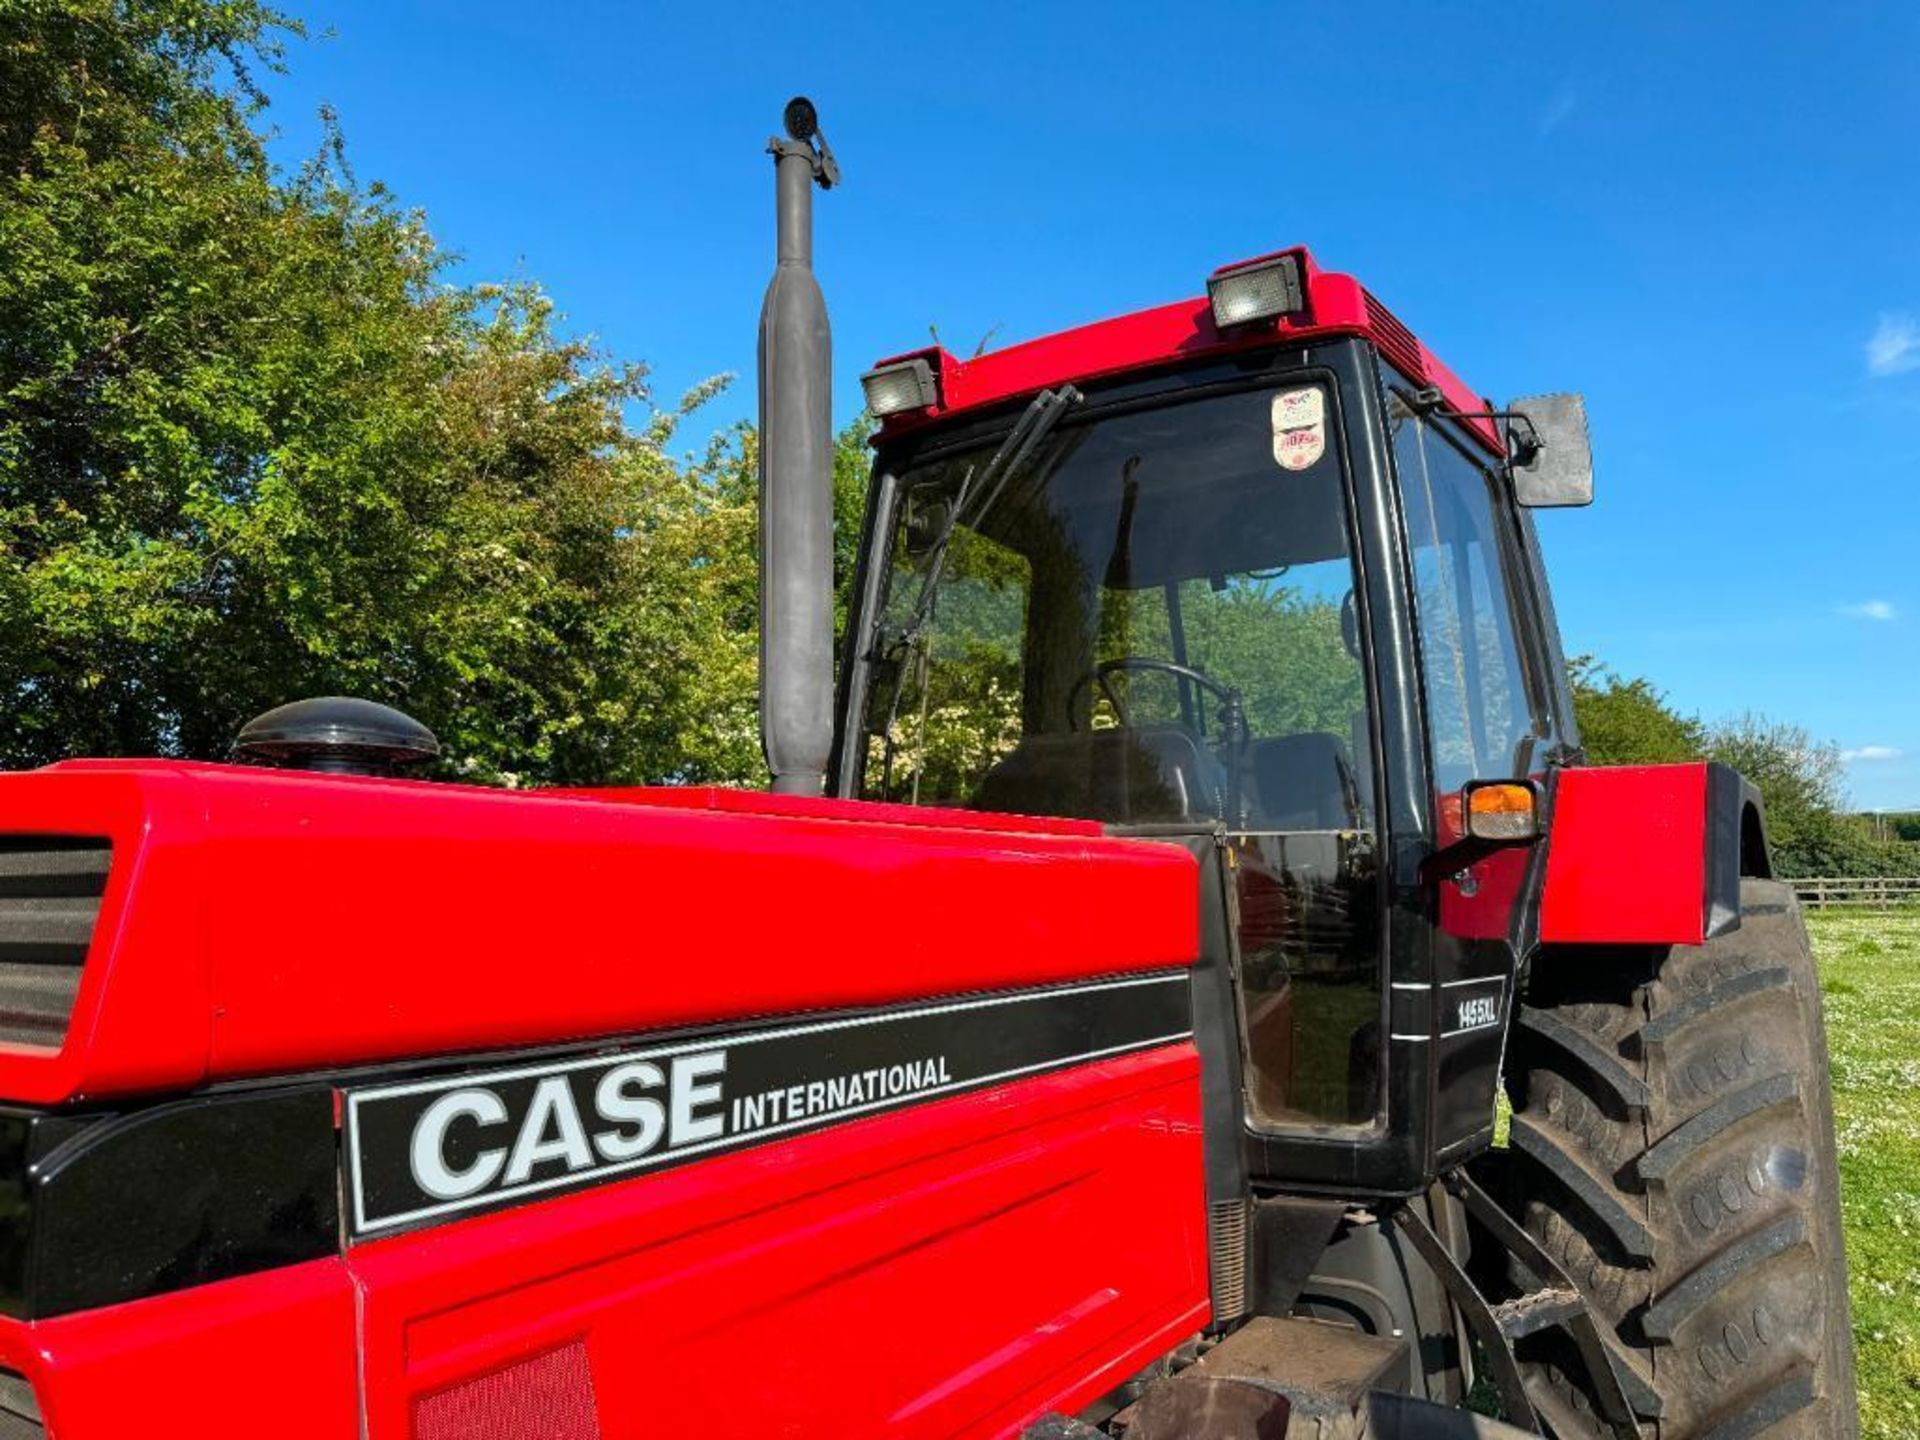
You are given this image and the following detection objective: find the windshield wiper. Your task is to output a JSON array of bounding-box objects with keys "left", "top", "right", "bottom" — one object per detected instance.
[
  {"left": 881, "top": 384, "right": 1082, "bottom": 657},
  {"left": 869, "top": 384, "right": 1081, "bottom": 801}
]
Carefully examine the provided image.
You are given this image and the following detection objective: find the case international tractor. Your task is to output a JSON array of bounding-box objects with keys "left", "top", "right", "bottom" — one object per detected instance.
[{"left": 0, "top": 101, "right": 1857, "bottom": 1440}]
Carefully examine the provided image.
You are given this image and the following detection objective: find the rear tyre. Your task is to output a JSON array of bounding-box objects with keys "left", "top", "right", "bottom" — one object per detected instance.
[{"left": 1502, "top": 879, "right": 1857, "bottom": 1437}]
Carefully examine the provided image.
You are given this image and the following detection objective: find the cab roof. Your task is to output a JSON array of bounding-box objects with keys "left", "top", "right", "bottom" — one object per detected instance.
[{"left": 868, "top": 245, "right": 1503, "bottom": 456}]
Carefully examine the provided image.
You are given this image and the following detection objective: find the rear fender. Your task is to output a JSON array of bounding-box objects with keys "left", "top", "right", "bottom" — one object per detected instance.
[{"left": 1539, "top": 762, "right": 1765, "bottom": 947}]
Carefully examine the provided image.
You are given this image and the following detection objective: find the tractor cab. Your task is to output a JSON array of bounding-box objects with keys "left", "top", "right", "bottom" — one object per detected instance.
[{"left": 837, "top": 249, "right": 1595, "bottom": 1190}]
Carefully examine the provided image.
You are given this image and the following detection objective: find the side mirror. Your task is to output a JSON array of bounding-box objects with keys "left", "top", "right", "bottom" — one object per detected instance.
[{"left": 1505, "top": 392, "right": 1593, "bottom": 507}]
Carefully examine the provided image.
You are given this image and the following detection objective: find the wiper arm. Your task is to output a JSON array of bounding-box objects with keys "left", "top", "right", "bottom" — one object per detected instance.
[
  {"left": 884, "top": 384, "right": 1082, "bottom": 655},
  {"left": 869, "top": 384, "right": 1081, "bottom": 802}
]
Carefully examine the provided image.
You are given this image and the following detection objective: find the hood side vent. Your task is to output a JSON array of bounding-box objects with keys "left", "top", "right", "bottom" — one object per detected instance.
[{"left": 0, "top": 837, "right": 110, "bottom": 1049}]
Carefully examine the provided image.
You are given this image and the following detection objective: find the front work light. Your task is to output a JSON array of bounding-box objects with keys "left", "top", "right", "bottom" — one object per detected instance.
[
  {"left": 861, "top": 358, "right": 940, "bottom": 418},
  {"left": 1207, "top": 252, "right": 1306, "bottom": 330}
]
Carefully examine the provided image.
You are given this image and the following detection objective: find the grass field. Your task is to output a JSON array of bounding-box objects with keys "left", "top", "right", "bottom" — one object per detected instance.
[{"left": 1812, "top": 905, "right": 1920, "bottom": 1438}]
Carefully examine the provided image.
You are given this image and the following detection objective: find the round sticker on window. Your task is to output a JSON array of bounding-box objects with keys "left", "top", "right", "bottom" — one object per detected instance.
[{"left": 1272, "top": 388, "right": 1325, "bottom": 471}]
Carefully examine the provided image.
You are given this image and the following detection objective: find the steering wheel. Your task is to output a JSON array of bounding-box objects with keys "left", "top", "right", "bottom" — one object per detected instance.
[{"left": 1068, "top": 656, "right": 1243, "bottom": 734}]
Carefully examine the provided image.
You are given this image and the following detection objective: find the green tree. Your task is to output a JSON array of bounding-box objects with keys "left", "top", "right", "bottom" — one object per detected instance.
[
  {"left": 622, "top": 413, "right": 874, "bottom": 787},
  {"left": 1705, "top": 713, "right": 1844, "bottom": 844},
  {"left": 0, "top": 0, "right": 875, "bottom": 787},
  {"left": 1704, "top": 714, "right": 1912, "bottom": 877},
  {"left": 1566, "top": 661, "right": 1916, "bottom": 876},
  {"left": 1567, "top": 656, "right": 1708, "bottom": 766}
]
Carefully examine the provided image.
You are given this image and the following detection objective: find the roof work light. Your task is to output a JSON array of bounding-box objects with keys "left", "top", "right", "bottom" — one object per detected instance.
[
  {"left": 1207, "top": 252, "right": 1307, "bottom": 330},
  {"left": 860, "top": 357, "right": 941, "bottom": 417}
]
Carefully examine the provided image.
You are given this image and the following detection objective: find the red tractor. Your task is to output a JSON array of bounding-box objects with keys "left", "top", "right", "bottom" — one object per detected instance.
[{"left": 0, "top": 101, "right": 1854, "bottom": 1439}]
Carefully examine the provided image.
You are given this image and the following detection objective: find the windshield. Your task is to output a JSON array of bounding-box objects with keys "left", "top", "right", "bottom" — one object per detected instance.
[
  {"left": 857, "top": 381, "right": 1373, "bottom": 831},
  {"left": 856, "top": 377, "right": 1385, "bottom": 1129}
]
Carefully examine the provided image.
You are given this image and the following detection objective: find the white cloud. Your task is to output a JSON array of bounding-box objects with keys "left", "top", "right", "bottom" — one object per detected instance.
[
  {"left": 1838, "top": 600, "right": 1898, "bottom": 621},
  {"left": 1842, "top": 745, "right": 1902, "bottom": 762},
  {"left": 1537, "top": 85, "right": 1578, "bottom": 140},
  {"left": 1867, "top": 313, "right": 1920, "bottom": 377}
]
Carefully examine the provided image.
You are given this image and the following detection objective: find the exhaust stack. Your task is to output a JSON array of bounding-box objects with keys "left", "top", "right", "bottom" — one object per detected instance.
[{"left": 758, "top": 97, "right": 839, "bottom": 796}]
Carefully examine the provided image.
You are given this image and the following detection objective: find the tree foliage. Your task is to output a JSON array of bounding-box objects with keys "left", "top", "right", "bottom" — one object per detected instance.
[
  {"left": 2, "top": 0, "right": 1907, "bottom": 886},
  {"left": 1703, "top": 713, "right": 1913, "bottom": 878},
  {"left": 1567, "top": 656, "right": 1707, "bottom": 767},
  {"left": 1570, "top": 659, "right": 1915, "bottom": 877},
  {"left": 0, "top": 0, "right": 872, "bottom": 785}
]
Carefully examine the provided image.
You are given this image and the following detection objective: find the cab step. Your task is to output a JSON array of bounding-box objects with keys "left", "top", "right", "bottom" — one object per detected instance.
[
  {"left": 1065, "top": 1316, "right": 1534, "bottom": 1439},
  {"left": 1490, "top": 1285, "right": 1585, "bottom": 1340},
  {"left": 1392, "top": 1171, "right": 1641, "bottom": 1440}
]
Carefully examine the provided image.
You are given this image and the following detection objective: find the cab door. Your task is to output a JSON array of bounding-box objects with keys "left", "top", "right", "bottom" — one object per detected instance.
[{"left": 1383, "top": 378, "right": 1558, "bottom": 1163}]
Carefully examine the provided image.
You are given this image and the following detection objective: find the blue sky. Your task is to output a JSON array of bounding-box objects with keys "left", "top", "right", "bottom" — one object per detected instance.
[{"left": 265, "top": 2, "right": 1919, "bottom": 809}]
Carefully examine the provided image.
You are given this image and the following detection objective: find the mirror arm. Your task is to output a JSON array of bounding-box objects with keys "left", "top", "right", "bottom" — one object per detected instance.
[
  {"left": 1418, "top": 834, "right": 1531, "bottom": 886},
  {"left": 1409, "top": 387, "right": 1543, "bottom": 466}
]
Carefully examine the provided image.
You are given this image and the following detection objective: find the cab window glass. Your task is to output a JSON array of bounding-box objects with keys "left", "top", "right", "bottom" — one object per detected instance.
[
  {"left": 860, "top": 383, "right": 1383, "bottom": 1131},
  {"left": 867, "top": 524, "right": 1029, "bottom": 805},
  {"left": 1388, "top": 392, "right": 1544, "bottom": 791}
]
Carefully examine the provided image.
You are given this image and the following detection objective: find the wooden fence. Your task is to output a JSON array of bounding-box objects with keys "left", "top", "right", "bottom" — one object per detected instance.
[{"left": 1786, "top": 876, "right": 1920, "bottom": 910}]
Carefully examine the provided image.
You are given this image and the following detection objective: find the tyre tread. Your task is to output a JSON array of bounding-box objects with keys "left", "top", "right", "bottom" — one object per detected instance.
[
  {"left": 1636, "top": 1072, "right": 1801, "bottom": 1182},
  {"left": 1509, "top": 1115, "right": 1655, "bottom": 1262},
  {"left": 1642, "top": 1212, "right": 1808, "bottom": 1342},
  {"left": 1517, "top": 1004, "right": 1652, "bottom": 1109},
  {"left": 1495, "top": 879, "right": 1856, "bottom": 1439}
]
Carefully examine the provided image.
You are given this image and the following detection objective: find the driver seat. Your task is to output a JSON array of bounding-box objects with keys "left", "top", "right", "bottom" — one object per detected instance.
[
  {"left": 972, "top": 726, "right": 1230, "bottom": 824},
  {"left": 1125, "top": 725, "right": 1231, "bottom": 821},
  {"left": 1242, "top": 731, "right": 1355, "bottom": 830}
]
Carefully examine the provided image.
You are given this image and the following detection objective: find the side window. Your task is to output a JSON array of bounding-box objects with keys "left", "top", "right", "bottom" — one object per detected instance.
[{"left": 1388, "top": 391, "right": 1545, "bottom": 791}]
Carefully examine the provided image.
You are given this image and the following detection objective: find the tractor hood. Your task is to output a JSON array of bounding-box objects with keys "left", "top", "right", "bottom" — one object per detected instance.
[{"left": 0, "top": 762, "right": 1198, "bottom": 1106}]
